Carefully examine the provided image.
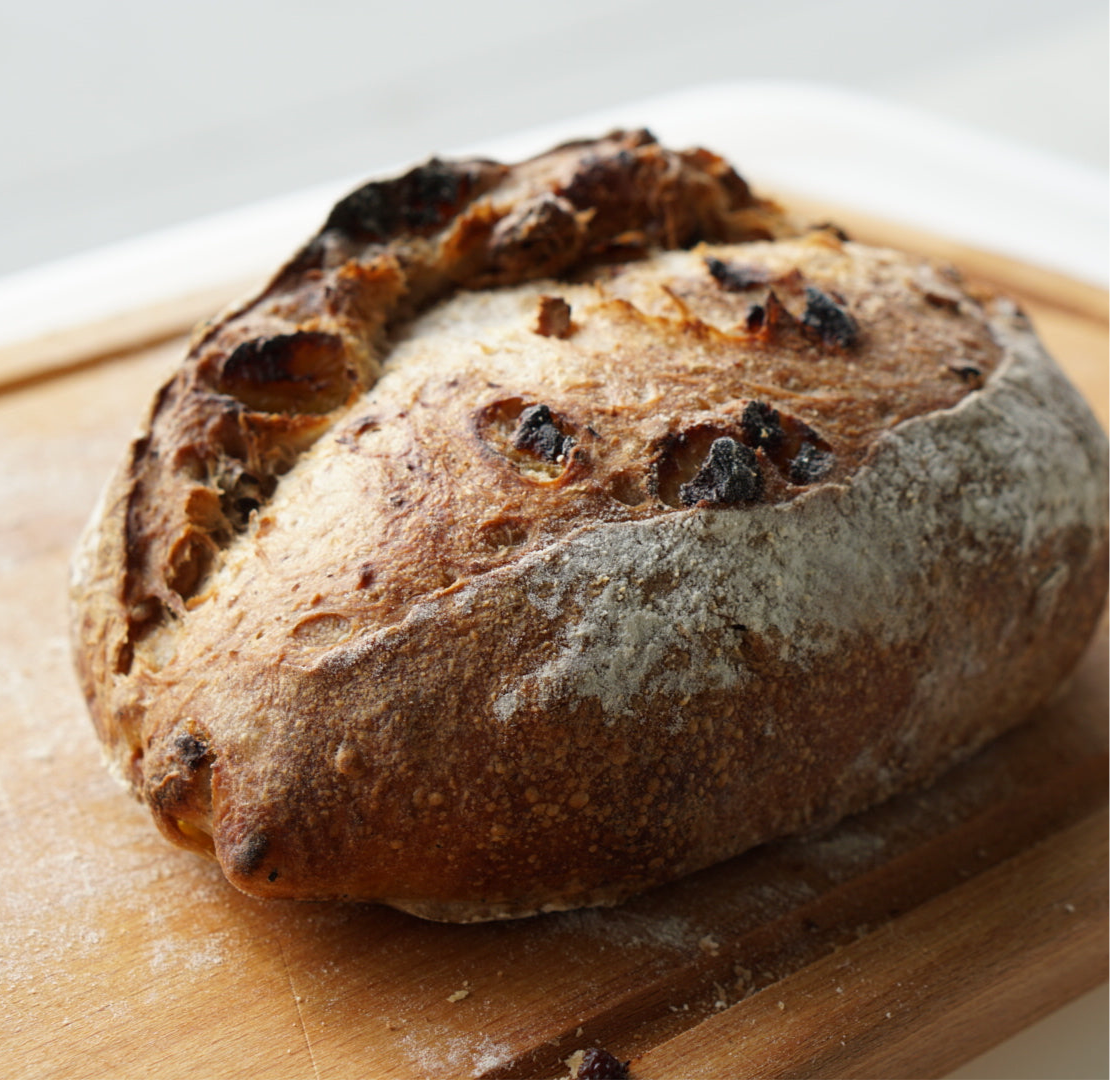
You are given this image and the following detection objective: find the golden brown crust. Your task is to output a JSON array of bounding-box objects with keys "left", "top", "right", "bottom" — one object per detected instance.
[
  {"left": 70, "top": 132, "right": 1109, "bottom": 919},
  {"left": 71, "top": 131, "right": 786, "bottom": 754}
]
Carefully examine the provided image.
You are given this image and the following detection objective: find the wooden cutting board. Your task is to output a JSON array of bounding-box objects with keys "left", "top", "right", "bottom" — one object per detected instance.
[{"left": 0, "top": 209, "right": 1106, "bottom": 1081}]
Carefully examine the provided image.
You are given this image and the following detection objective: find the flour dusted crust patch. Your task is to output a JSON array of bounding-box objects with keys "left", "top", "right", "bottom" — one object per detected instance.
[{"left": 70, "top": 131, "right": 1108, "bottom": 920}]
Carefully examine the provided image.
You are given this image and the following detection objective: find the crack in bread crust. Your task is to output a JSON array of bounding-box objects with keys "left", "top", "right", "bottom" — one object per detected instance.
[
  {"left": 87, "top": 132, "right": 784, "bottom": 687},
  {"left": 69, "top": 134, "right": 1109, "bottom": 919}
]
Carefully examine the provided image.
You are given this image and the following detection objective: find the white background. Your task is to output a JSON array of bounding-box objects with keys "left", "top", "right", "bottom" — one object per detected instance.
[{"left": 0, "top": 0, "right": 1105, "bottom": 277}]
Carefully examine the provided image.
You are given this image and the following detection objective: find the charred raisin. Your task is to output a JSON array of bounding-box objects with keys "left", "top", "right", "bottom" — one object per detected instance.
[
  {"left": 801, "top": 286, "right": 858, "bottom": 348},
  {"left": 741, "top": 400, "right": 786, "bottom": 454},
  {"left": 705, "top": 256, "right": 769, "bottom": 292},
  {"left": 575, "top": 1047, "right": 631, "bottom": 1080},
  {"left": 512, "top": 404, "right": 574, "bottom": 463},
  {"left": 679, "top": 438, "right": 763, "bottom": 506},
  {"left": 790, "top": 443, "right": 836, "bottom": 484}
]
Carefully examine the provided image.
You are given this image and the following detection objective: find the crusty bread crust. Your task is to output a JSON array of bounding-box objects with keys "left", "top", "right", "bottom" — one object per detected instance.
[{"left": 70, "top": 132, "right": 1108, "bottom": 920}]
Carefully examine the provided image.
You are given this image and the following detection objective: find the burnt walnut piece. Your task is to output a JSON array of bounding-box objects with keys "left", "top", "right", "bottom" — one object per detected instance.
[{"left": 70, "top": 132, "right": 1108, "bottom": 922}]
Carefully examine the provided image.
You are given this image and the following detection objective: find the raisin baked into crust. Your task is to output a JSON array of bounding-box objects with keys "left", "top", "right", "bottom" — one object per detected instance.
[{"left": 70, "top": 131, "right": 1108, "bottom": 920}]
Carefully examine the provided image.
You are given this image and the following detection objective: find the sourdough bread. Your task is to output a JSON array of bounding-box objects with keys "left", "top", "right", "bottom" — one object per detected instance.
[{"left": 70, "top": 131, "right": 1109, "bottom": 920}]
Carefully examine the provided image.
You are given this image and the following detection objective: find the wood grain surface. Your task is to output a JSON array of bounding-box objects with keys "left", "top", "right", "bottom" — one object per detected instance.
[{"left": 0, "top": 215, "right": 1105, "bottom": 1081}]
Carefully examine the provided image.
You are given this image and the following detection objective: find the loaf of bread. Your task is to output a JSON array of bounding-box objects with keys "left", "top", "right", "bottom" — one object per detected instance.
[{"left": 70, "top": 131, "right": 1108, "bottom": 920}]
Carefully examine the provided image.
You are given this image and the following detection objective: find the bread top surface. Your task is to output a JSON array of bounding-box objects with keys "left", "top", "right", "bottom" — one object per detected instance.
[
  {"left": 165, "top": 235, "right": 1001, "bottom": 655},
  {"left": 73, "top": 131, "right": 784, "bottom": 699},
  {"left": 69, "top": 131, "right": 1108, "bottom": 917}
]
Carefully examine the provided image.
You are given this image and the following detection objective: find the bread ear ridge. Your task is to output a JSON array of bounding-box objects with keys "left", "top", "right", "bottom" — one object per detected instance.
[{"left": 102, "top": 134, "right": 788, "bottom": 692}]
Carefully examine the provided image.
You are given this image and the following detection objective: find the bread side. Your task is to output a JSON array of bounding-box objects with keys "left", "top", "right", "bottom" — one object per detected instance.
[{"left": 70, "top": 134, "right": 1109, "bottom": 920}]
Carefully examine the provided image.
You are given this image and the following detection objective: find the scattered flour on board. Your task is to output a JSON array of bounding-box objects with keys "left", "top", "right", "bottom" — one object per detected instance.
[
  {"left": 149, "top": 930, "right": 231, "bottom": 973},
  {"left": 399, "top": 1030, "right": 514, "bottom": 1078}
]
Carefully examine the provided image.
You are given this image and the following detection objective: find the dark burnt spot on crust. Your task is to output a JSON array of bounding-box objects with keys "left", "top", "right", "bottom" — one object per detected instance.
[
  {"left": 217, "top": 331, "right": 354, "bottom": 415},
  {"left": 267, "top": 869, "right": 280, "bottom": 883},
  {"left": 228, "top": 832, "right": 270, "bottom": 878},
  {"left": 948, "top": 363, "right": 985, "bottom": 388},
  {"left": 745, "top": 304, "right": 765, "bottom": 332},
  {"left": 679, "top": 438, "right": 763, "bottom": 506},
  {"left": 323, "top": 158, "right": 476, "bottom": 243},
  {"left": 741, "top": 400, "right": 786, "bottom": 455},
  {"left": 801, "top": 286, "right": 858, "bottom": 349},
  {"left": 489, "top": 195, "right": 585, "bottom": 281},
  {"left": 705, "top": 255, "right": 769, "bottom": 292},
  {"left": 648, "top": 397, "right": 834, "bottom": 490},
  {"left": 556, "top": 130, "right": 769, "bottom": 253},
  {"left": 575, "top": 1047, "right": 631, "bottom": 1080},
  {"left": 654, "top": 425, "right": 751, "bottom": 508},
  {"left": 512, "top": 404, "right": 575, "bottom": 463},
  {"left": 474, "top": 397, "right": 588, "bottom": 482},
  {"left": 174, "top": 733, "right": 211, "bottom": 771},
  {"left": 534, "top": 295, "right": 574, "bottom": 338}
]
